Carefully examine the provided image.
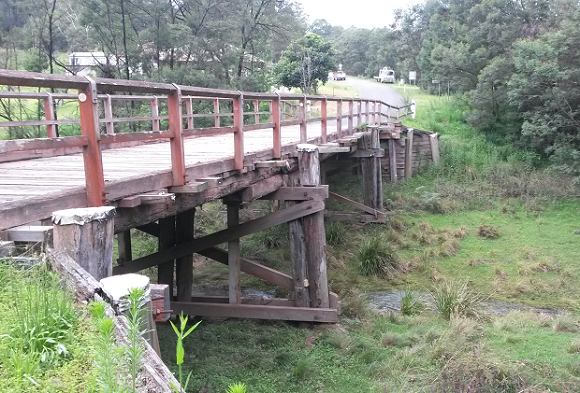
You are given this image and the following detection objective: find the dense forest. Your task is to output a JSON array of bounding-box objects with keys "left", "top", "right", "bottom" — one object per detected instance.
[{"left": 1, "top": 0, "right": 579, "bottom": 178}]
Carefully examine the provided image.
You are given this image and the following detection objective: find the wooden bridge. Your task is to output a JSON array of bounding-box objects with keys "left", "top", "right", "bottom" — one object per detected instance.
[{"left": 0, "top": 70, "right": 414, "bottom": 323}]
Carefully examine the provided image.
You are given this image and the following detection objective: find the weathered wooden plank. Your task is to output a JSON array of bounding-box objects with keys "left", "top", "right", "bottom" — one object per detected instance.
[
  {"left": 3, "top": 225, "right": 52, "bottom": 242},
  {"left": 430, "top": 133, "right": 440, "bottom": 164},
  {"left": 117, "top": 230, "right": 132, "bottom": 264},
  {"left": 188, "top": 296, "right": 296, "bottom": 307},
  {"left": 405, "top": 128, "right": 414, "bottom": 179},
  {"left": 176, "top": 209, "right": 194, "bottom": 302},
  {"left": 0, "top": 188, "right": 88, "bottom": 231},
  {"left": 113, "top": 200, "right": 325, "bottom": 274},
  {"left": 157, "top": 216, "right": 176, "bottom": 297},
  {"left": 360, "top": 127, "right": 384, "bottom": 212},
  {"left": 329, "top": 192, "right": 385, "bottom": 218},
  {"left": 0, "top": 136, "right": 88, "bottom": 153},
  {"left": 169, "top": 182, "right": 209, "bottom": 194},
  {"left": 260, "top": 186, "right": 329, "bottom": 201},
  {"left": 227, "top": 203, "right": 241, "bottom": 305},
  {"left": 297, "top": 145, "right": 329, "bottom": 309},
  {"left": 171, "top": 301, "right": 338, "bottom": 323},
  {"left": 254, "top": 160, "right": 288, "bottom": 168}
]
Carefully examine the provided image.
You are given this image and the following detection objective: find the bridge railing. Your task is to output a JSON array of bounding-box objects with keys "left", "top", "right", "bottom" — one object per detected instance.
[{"left": 0, "top": 70, "right": 411, "bottom": 207}]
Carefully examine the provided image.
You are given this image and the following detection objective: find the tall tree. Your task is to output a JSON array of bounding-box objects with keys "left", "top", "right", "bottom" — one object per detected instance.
[{"left": 274, "top": 33, "right": 335, "bottom": 94}]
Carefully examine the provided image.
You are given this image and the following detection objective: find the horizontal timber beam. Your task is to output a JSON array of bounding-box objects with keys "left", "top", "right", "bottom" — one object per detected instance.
[
  {"left": 329, "top": 192, "right": 385, "bottom": 218},
  {"left": 113, "top": 200, "right": 324, "bottom": 275},
  {"left": 171, "top": 301, "right": 338, "bottom": 322},
  {"left": 260, "top": 186, "right": 328, "bottom": 201}
]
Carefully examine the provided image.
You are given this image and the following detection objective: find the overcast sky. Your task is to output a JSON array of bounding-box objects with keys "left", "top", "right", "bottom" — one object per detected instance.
[{"left": 294, "top": 0, "right": 422, "bottom": 29}]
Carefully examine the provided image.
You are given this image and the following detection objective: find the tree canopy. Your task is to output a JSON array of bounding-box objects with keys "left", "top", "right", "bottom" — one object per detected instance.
[{"left": 273, "top": 33, "right": 335, "bottom": 94}]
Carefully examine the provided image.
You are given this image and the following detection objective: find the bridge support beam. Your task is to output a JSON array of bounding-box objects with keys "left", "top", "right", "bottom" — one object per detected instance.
[
  {"left": 158, "top": 216, "right": 176, "bottom": 297},
  {"left": 360, "top": 126, "right": 384, "bottom": 212},
  {"left": 290, "top": 144, "right": 329, "bottom": 309},
  {"left": 176, "top": 208, "right": 195, "bottom": 302}
]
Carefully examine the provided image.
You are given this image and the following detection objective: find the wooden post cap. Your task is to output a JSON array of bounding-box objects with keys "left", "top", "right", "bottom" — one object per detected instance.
[
  {"left": 52, "top": 206, "right": 116, "bottom": 225},
  {"left": 100, "top": 273, "right": 150, "bottom": 311},
  {"left": 296, "top": 144, "right": 318, "bottom": 153}
]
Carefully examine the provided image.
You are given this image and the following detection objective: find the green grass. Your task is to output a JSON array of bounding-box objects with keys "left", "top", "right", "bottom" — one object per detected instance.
[{"left": 0, "top": 260, "right": 98, "bottom": 392}]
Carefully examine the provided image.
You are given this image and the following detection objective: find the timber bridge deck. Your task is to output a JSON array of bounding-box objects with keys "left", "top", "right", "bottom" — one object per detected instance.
[{"left": 0, "top": 70, "right": 425, "bottom": 323}]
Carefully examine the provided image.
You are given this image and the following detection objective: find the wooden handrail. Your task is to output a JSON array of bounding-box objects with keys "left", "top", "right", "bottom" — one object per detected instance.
[{"left": 0, "top": 69, "right": 414, "bottom": 207}]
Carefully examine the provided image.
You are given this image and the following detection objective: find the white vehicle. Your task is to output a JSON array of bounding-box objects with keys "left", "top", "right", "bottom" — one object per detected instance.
[{"left": 375, "top": 67, "right": 395, "bottom": 83}]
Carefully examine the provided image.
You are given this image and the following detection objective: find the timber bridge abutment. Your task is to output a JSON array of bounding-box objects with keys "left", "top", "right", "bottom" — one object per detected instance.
[{"left": 0, "top": 70, "right": 439, "bottom": 324}]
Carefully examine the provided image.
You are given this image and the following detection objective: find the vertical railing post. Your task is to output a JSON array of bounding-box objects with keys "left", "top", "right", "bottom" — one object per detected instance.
[
  {"left": 214, "top": 98, "right": 220, "bottom": 127},
  {"left": 185, "top": 97, "right": 194, "bottom": 130},
  {"left": 336, "top": 99, "right": 342, "bottom": 138},
  {"left": 168, "top": 84, "right": 186, "bottom": 186},
  {"left": 378, "top": 102, "right": 382, "bottom": 124},
  {"left": 348, "top": 99, "right": 354, "bottom": 134},
  {"left": 357, "top": 99, "right": 362, "bottom": 126},
  {"left": 300, "top": 95, "right": 307, "bottom": 143},
  {"left": 254, "top": 99, "right": 260, "bottom": 124},
  {"left": 233, "top": 93, "right": 244, "bottom": 170},
  {"left": 44, "top": 93, "right": 57, "bottom": 138},
  {"left": 151, "top": 96, "right": 160, "bottom": 131},
  {"left": 104, "top": 95, "right": 114, "bottom": 134},
  {"left": 79, "top": 77, "right": 106, "bottom": 206},
  {"left": 321, "top": 97, "right": 328, "bottom": 143},
  {"left": 272, "top": 94, "right": 281, "bottom": 159},
  {"left": 372, "top": 101, "right": 377, "bottom": 124},
  {"left": 365, "top": 100, "right": 369, "bottom": 124}
]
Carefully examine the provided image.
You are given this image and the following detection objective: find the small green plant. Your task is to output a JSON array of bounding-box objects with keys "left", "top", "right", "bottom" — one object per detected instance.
[
  {"left": 399, "top": 290, "right": 423, "bottom": 315},
  {"left": 355, "top": 122, "right": 369, "bottom": 130},
  {"left": 226, "top": 382, "right": 247, "bottom": 393},
  {"left": 89, "top": 300, "right": 121, "bottom": 393},
  {"left": 125, "top": 287, "right": 147, "bottom": 393},
  {"left": 356, "top": 237, "right": 400, "bottom": 277},
  {"left": 169, "top": 311, "right": 201, "bottom": 393},
  {"left": 432, "top": 280, "right": 482, "bottom": 320}
]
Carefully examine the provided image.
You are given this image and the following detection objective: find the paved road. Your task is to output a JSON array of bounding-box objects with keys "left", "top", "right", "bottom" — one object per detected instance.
[{"left": 344, "top": 77, "right": 404, "bottom": 107}]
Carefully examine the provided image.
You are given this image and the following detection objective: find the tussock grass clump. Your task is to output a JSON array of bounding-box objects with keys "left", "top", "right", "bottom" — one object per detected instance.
[
  {"left": 356, "top": 237, "right": 401, "bottom": 277},
  {"left": 341, "top": 289, "right": 373, "bottom": 320},
  {"left": 435, "top": 354, "right": 525, "bottom": 393},
  {"left": 432, "top": 280, "right": 483, "bottom": 320},
  {"left": 552, "top": 313, "right": 580, "bottom": 333},
  {"left": 292, "top": 356, "right": 314, "bottom": 379},
  {"left": 400, "top": 290, "right": 424, "bottom": 316},
  {"left": 567, "top": 338, "right": 580, "bottom": 354},
  {"left": 325, "top": 221, "right": 348, "bottom": 246},
  {"left": 478, "top": 224, "right": 500, "bottom": 239}
]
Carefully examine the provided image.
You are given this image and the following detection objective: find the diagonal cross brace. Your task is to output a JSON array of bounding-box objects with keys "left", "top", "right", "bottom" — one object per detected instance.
[{"left": 113, "top": 200, "right": 325, "bottom": 275}]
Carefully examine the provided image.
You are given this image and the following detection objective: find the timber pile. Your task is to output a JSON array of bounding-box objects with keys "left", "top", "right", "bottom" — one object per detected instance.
[{"left": 47, "top": 249, "right": 180, "bottom": 392}]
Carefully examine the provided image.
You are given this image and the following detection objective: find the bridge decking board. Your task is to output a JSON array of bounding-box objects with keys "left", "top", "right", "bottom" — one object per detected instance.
[{"left": 0, "top": 122, "right": 347, "bottom": 230}]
